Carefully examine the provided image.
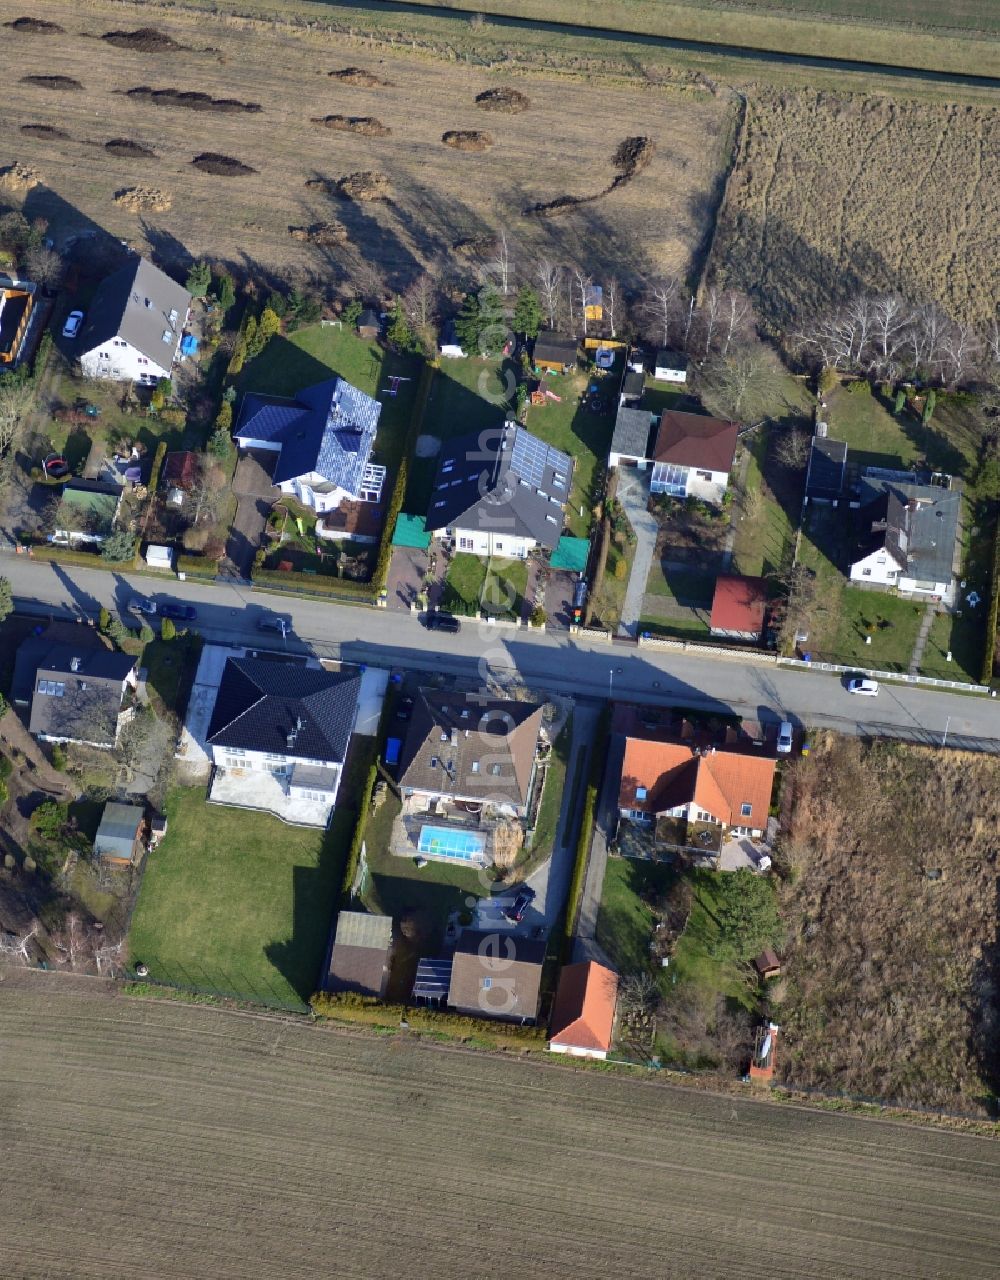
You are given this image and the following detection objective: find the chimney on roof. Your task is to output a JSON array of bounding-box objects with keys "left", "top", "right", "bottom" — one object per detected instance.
[{"left": 70, "top": 656, "right": 81, "bottom": 673}]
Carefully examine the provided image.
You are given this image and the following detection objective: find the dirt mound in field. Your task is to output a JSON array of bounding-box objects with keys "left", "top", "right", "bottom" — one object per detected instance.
[
  {"left": 6, "top": 17, "right": 64, "bottom": 33},
  {"left": 20, "top": 75, "right": 83, "bottom": 91},
  {"left": 336, "top": 170, "right": 391, "bottom": 202},
  {"left": 122, "top": 86, "right": 261, "bottom": 114},
  {"left": 523, "top": 134, "right": 655, "bottom": 218},
  {"left": 328, "top": 67, "right": 393, "bottom": 88},
  {"left": 114, "top": 186, "right": 172, "bottom": 213},
  {"left": 475, "top": 87, "right": 529, "bottom": 114},
  {"left": 105, "top": 139, "right": 157, "bottom": 159},
  {"left": 289, "top": 222, "right": 348, "bottom": 246},
  {"left": 102, "top": 28, "right": 183, "bottom": 52},
  {"left": 20, "top": 124, "right": 69, "bottom": 140},
  {"left": 312, "top": 115, "right": 391, "bottom": 138},
  {"left": 191, "top": 153, "right": 256, "bottom": 177},
  {"left": 442, "top": 130, "right": 493, "bottom": 152},
  {"left": 0, "top": 163, "right": 42, "bottom": 192}
]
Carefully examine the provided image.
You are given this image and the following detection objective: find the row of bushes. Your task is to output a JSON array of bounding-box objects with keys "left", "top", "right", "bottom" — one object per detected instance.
[
  {"left": 251, "top": 566, "right": 377, "bottom": 603},
  {"left": 310, "top": 991, "right": 548, "bottom": 1048},
  {"left": 339, "top": 755, "right": 379, "bottom": 898},
  {"left": 981, "top": 520, "right": 1000, "bottom": 685},
  {"left": 176, "top": 554, "right": 218, "bottom": 580},
  {"left": 147, "top": 440, "right": 168, "bottom": 496},
  {"left": 30, "top": 544, "right": 139, "bottom": 570},
  {"left": 560, "top": 708, "right": 610, "bottom": 962}
]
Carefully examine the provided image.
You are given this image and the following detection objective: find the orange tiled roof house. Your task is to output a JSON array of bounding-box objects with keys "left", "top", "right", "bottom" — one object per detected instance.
[{"left": 618, "top": 737, "right": 775, "bottom": 859}]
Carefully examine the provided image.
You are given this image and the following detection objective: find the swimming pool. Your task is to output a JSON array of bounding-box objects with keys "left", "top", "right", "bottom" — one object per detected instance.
[{"left": 417, "top": 825, "right": 487, "bottom": 862}]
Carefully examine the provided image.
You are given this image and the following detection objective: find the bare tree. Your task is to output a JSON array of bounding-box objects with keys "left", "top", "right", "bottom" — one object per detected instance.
[
  {"left": 774, "top": 425, "right": 811, "bottom": 471},
  {"left": 696, "top": 286, "right": 723, "bottom": 357},
  {"left": 573, "top": 268, "right": 593, "bottom": 338},
  {"left": 94, "top": 937, "right": 124, "bottom": 977},
  {"left": 984, "top": 312, "right": 1000, "bottom": 372},
  {"left": 940, "top": 319, "right": 979, "bottom": 388},
  {"left": 535, "top": 259, "right": 561, "bottom": 330},
  {"left": 25, "top": 245, "right": 64, "bottom": 290},
  {"left": 869, "top": 293, "right": 912, "bottom": 380},
  {"left": 52, "top": 913, "right": 85, "bottom": 970},
  {"left": 618, "top": 973, "right": 658, "bottom": 1020},
  {"left": 403, "top": 272, "right": 439, "bottom": 331},
  {"left": 604, "top": 277, "right": 622, "bottom": 339},
  {"left": 719, "top": 289, "right": 753, "bottom": 358},
  {"left": 0, "top": 920, "right": 41, "bottom": 965},
  {"left": 911, "top": 301, "right": 951, "bottom": 381},
  {"left": 489, "top": 229, "right": 514, "bottom": 297},
  {"left": 701, "top": 345, "right": 783, "bottom": 422},
  {"left": 0, "top": 380, "right": 34, "bottom": 460},
  {"left": 641, "top": 277, "right": 681, "bottom": 349}
]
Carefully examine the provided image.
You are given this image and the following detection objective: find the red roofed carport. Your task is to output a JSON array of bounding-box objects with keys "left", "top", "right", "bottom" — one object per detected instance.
[{"left": 710, "top": 574, "right": 768, "bottom": 642}]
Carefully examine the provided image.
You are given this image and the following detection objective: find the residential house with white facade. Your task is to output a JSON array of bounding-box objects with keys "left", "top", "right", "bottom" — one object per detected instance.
[
  {"left": 849, "top": 472, "right": 959, "bottom": 602},
  {"left": 206, "top": 657, "right": 361, "bottom": 825},
  {"left": 649, "top": 410, "right": 739, "bottom": 505},
  {"left": 234, "top": 377, "right": 385, "bottom": 515},
  {"left": 79, "top": 256, "right": 191, "bottom": 384},
  {"left": 426, "top": 421, "right": 573, "bottom": 558}
]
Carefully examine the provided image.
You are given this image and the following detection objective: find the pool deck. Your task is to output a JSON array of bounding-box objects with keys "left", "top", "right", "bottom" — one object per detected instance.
[{"left": 391, "top": 813, "right": 491, "bottom": 867}]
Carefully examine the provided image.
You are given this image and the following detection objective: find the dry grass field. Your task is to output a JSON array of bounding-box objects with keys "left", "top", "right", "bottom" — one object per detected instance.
[
  {"left": 777, "top": 734, "right": 1000, "bottom": 1113},
  {"left": 3, "top": 972, "right": 1000, "bottom": 1280},
  {"left": 0, "top": 0, "right": 732, "bottom": 289},
  {"left": 709, "top": 89, "right": 1000, "bottom": 332}
]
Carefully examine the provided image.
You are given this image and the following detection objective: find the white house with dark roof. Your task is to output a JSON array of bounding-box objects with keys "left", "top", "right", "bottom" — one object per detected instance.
[
  {"left": 426, "top": 421, "right": 573, "bottom": 559},
  {"left": 849, "top": 472, "right": 959, "bottom": 602},
  {"left": 205, "top": 656, "right": 361, "bottom": 825},
  {"left": 234, "top": 377, "right": 385, "bottom": 514},
  {"left": 79, "top": 256, "right": 191, "bottom": 385}
]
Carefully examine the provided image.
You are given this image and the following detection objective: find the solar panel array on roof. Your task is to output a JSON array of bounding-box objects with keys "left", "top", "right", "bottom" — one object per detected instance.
[{"left": 510, "top": 428, "right": 571, "bottom": 491}]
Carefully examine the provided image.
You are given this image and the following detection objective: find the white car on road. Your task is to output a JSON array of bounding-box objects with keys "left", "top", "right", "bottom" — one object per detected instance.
[{"left": 847, "top": 677, "right": 879, "bottom": 697}]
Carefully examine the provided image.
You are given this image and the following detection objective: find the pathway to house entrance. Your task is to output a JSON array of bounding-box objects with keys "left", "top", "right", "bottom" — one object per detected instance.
[
  {"left": 616, "top": 468, "right": 658, "bottom": 638},
  {"left": 909, "top": 603, "right": 937, "bottom": 675}
]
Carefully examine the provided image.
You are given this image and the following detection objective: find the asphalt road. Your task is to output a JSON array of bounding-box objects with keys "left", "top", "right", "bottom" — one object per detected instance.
[{"left": 4, "top": 553, "right": 999, "bottom": 749}]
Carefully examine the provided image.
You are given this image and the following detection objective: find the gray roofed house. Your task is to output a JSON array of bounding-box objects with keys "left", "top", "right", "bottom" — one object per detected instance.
[
  {"left": 619, "top": 368, "right": 645, "bottom": 407},
  {"left": 533, "top": 331, "right": 579, "bottom": 370},
  {"left": 326, "top": 911, "right": 393, "bottom": 997},
  {"left": 397, "top": 691, "right": 544, "bottom": 817},
  {"left": 447, "top": 930, "right": 546, "bottom": 1023},
  {"left": 94, "top": 802, "right": 145, "bottom": 865},
  {"left": 79, "top": 256, "right": 192, "bottom": 384},
  {"left": 22, "top": 640, "right": 139, "bottom": 748},
  {"left": 849, "top": 473, "right": 960, "bottom": 601},
  {"left": 805, "top": 436, "right": 848, "bottom": 503},
  {"left": 609, "top": 406, "right": 654, "bottom": 468},
  {"left": 426, "top": 421, "right": 573, "bottom": 555},
  {"left": 234, "top": 377, "right": 386, "bottom": 512}
]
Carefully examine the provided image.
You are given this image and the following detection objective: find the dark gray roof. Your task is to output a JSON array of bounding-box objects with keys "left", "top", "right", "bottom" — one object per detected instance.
[
  {"left": 80, "top": 256, "right": 191, "bottom": 366},
  {"left": 398, "top": 691, "right": 543, "bottom": 807},
  {"left": 655, "top": 349, "right": 690, "bottom": 372},
  {"left": 611, "top": 406, "right": 653, "bottom": 460},
  {"left": 805, "top": 436, "right": 848, "bottom": 499},
  {"left": 94, "top": 802, "right": 144, "bottom": 858},
  {"left": 426, "top": 422, "right": 573, "bottom": 550},
  {"left": 621, "top": 369, "right": 645, "bottom": 400},
  {"left": 234, "top": 377, "right": 381, "bottom": 494},
  {"left": 207, "top": 657, "right": 360, "bottom": 763},
  {"left": 533, "top": 331, "right": 578, "bottom": 364},
  {"left": 357, "top": 308, "right": 380, "bottom": 330},
  {"left": 27, "top": 645, "right": 137, "bottom": 745},
  {"left": 11, "top": 623, "right": 106, "bottom": 705},
  {"left": 856, "top": 474, "right": 959, "bottom": 586}
]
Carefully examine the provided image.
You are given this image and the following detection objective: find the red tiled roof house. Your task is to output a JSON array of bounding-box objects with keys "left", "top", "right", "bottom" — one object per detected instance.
[
  {"left": 650, "top": 410, "right": 739, "bottom": 506},
  {"left": 548, "top": 961, "right": 619, "bottom": 1060},
  {"left": 618, "top": 737, "right": 776, "bottom": 855},
  {"left": 710, "top": 574, "right": 769, "bottom": 642}
]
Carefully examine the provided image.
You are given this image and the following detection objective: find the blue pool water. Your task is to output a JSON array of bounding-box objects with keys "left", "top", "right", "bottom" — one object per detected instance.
[{"left": 417, "top": 825, "right": 486, "bottom": 862}]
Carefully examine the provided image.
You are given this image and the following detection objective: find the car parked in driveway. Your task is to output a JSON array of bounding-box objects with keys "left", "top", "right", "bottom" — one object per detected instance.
[
  {"left": 776, "top": 721, "right": 793, "bottom": 754},
  {"left": 61, "top": 310, "right": 84, "bottom": 339},
  {"left": 257, "top": 613, "right": 290, "bottom": 637},
  {"left": 159, "top": 602, "right": 197, "bottom": 622},
  {"left": 847, "top": 677, "right": 879, "bottom": 697},
  {"left": 505, "top": 888, "right": 535, "bottom": 923},
  {"left": 423, "top": 611, "right": 460, "bottom": 633},
  {"left": 129, "top": 595, "right": 156, "bottom": 616}
]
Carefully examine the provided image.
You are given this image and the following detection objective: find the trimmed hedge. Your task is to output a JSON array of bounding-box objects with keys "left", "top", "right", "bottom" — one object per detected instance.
[
  {"left": 981, "top": 519, "right": 1000, "bottom": 684},
  {"left": 340, "top": 757, "right": 379, "bottom": 898},
  {"left": 560, "top": 706, "right": 610, "bottom": 962},
  {"left": 30, "top": 545, "right": 139, "bottom": 570},
  {"left": 147, "top": 440, "right": 168, "bottom": 495},
  {"left": 310, "top": 992, "right": 547, "bottom": 1048},
  {"left": 252, "top": 566, "right": 376, "bottom": 603},
  {"left": 176, "top": 554, "right": 217, "bottom": 580}
]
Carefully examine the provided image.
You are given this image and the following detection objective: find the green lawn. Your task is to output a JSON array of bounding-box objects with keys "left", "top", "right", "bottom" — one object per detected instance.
[
  {"left": 595, "top": 856, "right": 677, "bottom": 977},
  {"left": 919, "top": 608, "right": 985, "bottom": 683},
  {"left": 529, "top": 716, "right": 572, "bottom": 858},
  {"left": 140, "top": 633, "right": 203, "bottom": 722},
  {"left": 733, "top": 427, "right": 798, "bottom": 578},
  {"left": 833, "top": 589, "right": 926, "bottom": 671},
  {"left": 129, "top": 779, "right": 361, "bottom": 1008},
  {"left": 482, "top": 557, "right": 528, "bottom": 618},
  {"left": 638, "top": 613, "right": 711, "bottom": 640},
  {"left": 441, "top": 552, "right": 487, "bottom": 614},
  {"left": 645, "top": 565, "right": 716, "bottom": 603},
  {"left": 241, "top": 324, "right": 421, "bottom": 486},
  {"left": 590, "top": 538, "right": 631, "bottom": 631}
]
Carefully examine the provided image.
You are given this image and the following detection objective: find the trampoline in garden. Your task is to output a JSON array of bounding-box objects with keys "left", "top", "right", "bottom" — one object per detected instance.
[{"left": 417, "top": 825, "right": 487, "bottom": 863}]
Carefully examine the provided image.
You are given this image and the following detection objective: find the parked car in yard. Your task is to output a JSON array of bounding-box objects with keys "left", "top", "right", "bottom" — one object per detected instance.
[
  {"left": 61, "top": 310, "right": 84, "bottom": 339},
  {"left": 423, "top": 611, "right": 460, "bottom": 633},
  {"left": 129, "top": 595, "right": 156, "bottom": 616},
  {"left": 847, "top": 677, "right": 879, "bottom": 697},
  {"left": 257, "top": 614, "right": 290, "bottom": 637},
  {"left": 159, "top": 602, "right": 197, "bottom": 622}
]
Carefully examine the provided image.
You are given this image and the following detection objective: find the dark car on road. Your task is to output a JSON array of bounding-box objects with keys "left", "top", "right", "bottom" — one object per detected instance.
[
  {"left": 423, "top": 611, "right": 460, "bottom": 634},
  {"left": 505, "top": 889, "right": 535, "bottom": 923},
  {"left": 257, "top": 614, "right": 290, "bottom": 637},
  {"left": 159, "top": 602, "right": 197, "bottom": 622}
]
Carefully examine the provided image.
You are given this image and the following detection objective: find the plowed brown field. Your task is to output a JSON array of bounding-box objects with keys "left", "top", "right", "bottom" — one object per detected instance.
[
  {"left": 3, "top": 972, "right": 999, "bottom": 1280},
  {"left": 0, "top": 0, "right": 731, "bottom": 288}
]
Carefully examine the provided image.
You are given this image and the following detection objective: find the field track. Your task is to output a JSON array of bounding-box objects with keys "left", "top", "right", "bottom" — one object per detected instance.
[{"left": 3, "top": 971, "right": 1000, "bottom": 1280}]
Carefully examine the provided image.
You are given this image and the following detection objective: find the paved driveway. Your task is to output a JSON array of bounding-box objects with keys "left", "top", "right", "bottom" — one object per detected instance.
[
  {"left": 616, "top": 468, "right": 658, "bottom": 637},
  {"left": 221, "top": 450, "right": 277, "bottom": 581}
]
